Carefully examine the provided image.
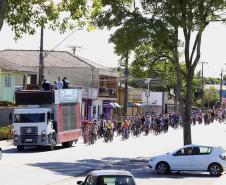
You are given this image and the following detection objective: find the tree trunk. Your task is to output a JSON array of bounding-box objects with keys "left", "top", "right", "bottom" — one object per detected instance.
[
  {"left": 183, "top": 74, "right": 193, "bottom": 145},
  {"left": 124, "top": 52, "right": 129, "bottom": 115},
  {"left": 172, "top": 27, "right": 192, "bottom": 145},
  {"left": 0, "top": 0, "right": 7, "bottom": 31},
  {"left": 172, "top": 27, "right": 183, "bottom": 111},
  {"left": 174, "top": 86, "right": 179, "bottom": 114}
]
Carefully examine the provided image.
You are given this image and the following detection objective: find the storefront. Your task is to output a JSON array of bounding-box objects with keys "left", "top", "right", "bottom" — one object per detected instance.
[{"left": 81, "top": 88, "right": 98, "bottom": 120}]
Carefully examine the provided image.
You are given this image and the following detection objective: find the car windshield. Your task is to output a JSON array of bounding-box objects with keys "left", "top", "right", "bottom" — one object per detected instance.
[
  {"left": 96, "top": 175, "right": 135, "bottom": 185},
  {"left": 14, "top": 113, "right": 46, "bottom": 123}
]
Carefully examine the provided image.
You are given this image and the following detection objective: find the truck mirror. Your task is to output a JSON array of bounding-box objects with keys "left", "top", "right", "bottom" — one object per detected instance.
[
  {"left": 9, "top": 113, "right": 13, "bottom": 123},
  {"left": 51, "top": 113, "right": 54, "bottom": 120}
]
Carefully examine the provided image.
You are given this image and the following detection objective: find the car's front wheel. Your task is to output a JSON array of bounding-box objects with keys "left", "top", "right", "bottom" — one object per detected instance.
[
  {"left": 208, "top": 163, "right": 223, "bottom": 176},
  {"left": 156, "top": 162, "right": 170, "bottom": 174}
]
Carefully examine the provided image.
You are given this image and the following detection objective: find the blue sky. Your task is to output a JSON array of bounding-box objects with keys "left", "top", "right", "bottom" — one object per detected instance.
[{"left": 0, "top": 22, "right": 226, "bottom": 78}]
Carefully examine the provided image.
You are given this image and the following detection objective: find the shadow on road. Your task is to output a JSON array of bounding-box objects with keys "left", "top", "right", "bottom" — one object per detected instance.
[
  {"left": 28, "top": 157, "right": 130, "bottom": 177},
  {"left": 27, "top": 157, "right": 218, "bottom": 180}
]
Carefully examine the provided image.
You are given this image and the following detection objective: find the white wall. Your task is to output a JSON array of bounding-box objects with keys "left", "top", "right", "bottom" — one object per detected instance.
[{"left": 142, "top": 91, "right": 168, "bottom": 106}]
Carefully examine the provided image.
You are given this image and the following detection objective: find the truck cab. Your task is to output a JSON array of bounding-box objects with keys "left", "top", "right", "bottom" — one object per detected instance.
[{"left": 13, "top": 107, "right": 55, "bottom": 151}]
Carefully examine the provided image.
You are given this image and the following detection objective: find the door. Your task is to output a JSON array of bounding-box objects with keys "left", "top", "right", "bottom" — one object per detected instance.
[
  {"left": 190, "top": 146, "right": 212, "bottom": 171},
  {"left": 170, "top": 147, "right": 193, "bottom": 171}
]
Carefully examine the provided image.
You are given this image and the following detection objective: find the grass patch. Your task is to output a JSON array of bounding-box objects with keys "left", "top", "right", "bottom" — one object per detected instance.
[
  {"left": 0, "top": 101, "right": 15, "bottom": 107},
  {"left": 0, "top": 125, "right": 12, "bottom": 140}
]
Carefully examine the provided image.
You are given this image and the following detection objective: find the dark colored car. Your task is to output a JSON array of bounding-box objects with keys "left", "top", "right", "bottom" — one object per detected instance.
[{"left": 77, "top": 170, "right": 136, "bottom": 185}]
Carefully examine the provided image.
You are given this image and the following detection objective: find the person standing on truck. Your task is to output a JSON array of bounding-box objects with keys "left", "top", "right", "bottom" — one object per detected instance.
[
  {"left": 42, "top": 79, "right": 51, "bottom": 91},
  {"left": 62, "top": 77, "right": 69, "bottom": 89},
  {"left": 55, "top": 77, "right": 63, "bottom": 90}
]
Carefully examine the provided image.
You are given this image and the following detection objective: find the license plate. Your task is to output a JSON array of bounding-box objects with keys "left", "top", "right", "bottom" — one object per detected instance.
[{"left": 25, "top": 139, "right": 33, "bottom": 142}]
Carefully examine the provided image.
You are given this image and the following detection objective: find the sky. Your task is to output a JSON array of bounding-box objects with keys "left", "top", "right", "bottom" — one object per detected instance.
[{"left": 0, "top": 22, "right": 226, "bottom": 78}]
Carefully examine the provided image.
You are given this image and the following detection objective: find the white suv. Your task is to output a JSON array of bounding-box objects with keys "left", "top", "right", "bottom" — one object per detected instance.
[{"left": 149, "top": 144, "right": 226, "bottom": 176}]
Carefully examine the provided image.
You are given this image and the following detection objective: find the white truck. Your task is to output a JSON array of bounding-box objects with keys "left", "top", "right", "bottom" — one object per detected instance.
[{"left": 12, "top": 89, "right": 82, "bottom": 151}]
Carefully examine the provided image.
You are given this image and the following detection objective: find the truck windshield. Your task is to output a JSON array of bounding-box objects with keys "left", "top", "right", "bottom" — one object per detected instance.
[{"left": 14, "top": 113, "right": 46, "bottom": 123}]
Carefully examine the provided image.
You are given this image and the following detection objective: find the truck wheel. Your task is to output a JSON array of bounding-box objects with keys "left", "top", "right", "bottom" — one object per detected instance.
[
  {"left": 62, "top": 141, "right": 73, "bottom": 148},
  {"left": 17, "top": 146, "right": 24, "bottom": 151}
]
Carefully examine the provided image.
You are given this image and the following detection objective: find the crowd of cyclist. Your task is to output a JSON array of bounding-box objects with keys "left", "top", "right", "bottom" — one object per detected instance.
[{"left": 81, "top": 108, "right": 225, "bottom": 145}]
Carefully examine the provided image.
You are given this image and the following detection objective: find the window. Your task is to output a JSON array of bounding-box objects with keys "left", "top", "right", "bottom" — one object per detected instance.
[
  {"left": 96, "top": 176, "right": 135, "bottom": 185},
  {"left": 5, "top": 75, "right": 11, "bottom": 87},
  {"left": 199, "top": 147, "right": 212, "bottom": 155},
  {"left": 175, "top": 147, "right": 213, "bottom": 156},
  {"left": 175, "top": 147, "right": 193, "bottom": 156},
  {"left": 14, "top": 113, "right": 46, "bottom": 123},
  {"left": 84, "top": 175, "right": 95, "bottom": 185}
]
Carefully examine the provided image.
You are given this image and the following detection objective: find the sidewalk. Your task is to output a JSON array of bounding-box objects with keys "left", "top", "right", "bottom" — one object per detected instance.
[
  {"left": 212, "top": 174, "right": 226, "bottom": 185},
  {"left": 0, "top": 140, "right": 12, "bottom": 147}
]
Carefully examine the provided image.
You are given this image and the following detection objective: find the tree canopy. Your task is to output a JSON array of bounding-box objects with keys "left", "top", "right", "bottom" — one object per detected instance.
[
  {"left": 0, "top": 0, "right": 101, "bottom": 38},
  {"left": 93, "top": 0, "right": 226, "bottom": 145}
]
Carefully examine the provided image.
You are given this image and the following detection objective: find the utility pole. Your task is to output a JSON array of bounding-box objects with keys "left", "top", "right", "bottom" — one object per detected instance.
[
  {"left": 199, "top": 62, "right": 208, "bottom": 111},
  {"left": 124, "top": 52, "right": 129, "bottom": 115},
  {"left": 147, "top": 82, "right": 150, "bottom": 106},
  {"left": 38, "top": 26, "right": 44, "bottom": 89},
  {"left": 220, "top": 69, "right": 223, "bottom": 108},
  {"left": 162, "top": 61, "right": 167, "bottom": 114},
  {"left": 68, "top": 45, "right": 83, "bottom": 55}
]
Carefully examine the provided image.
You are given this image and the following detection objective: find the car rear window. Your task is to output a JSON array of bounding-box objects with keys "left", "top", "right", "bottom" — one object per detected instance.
[
  {"left": 199, "top": 147, "right": 212, "bottom": 155},
  {"left": 96, "top": 175, "right": 135, "bottom": 185}
]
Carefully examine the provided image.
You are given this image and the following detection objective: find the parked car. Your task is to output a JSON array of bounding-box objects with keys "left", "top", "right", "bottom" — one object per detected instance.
[
  {"left": 77, "top": 170, "right": 136, "bottom": 185},
  {"left": 0, "top": 148, "right": 2, "bottom": 160},
  {"left": 148, "top": 144, "right": 226, "bottom": 176}
]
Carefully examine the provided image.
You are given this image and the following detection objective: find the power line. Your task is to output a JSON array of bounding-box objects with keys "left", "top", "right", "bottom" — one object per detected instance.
[
  {"left": 44, "top": 29, "right": 81, "bottom": 58},
  {"left": 68, "top": 44, "right": 84, "bottom": 55}
]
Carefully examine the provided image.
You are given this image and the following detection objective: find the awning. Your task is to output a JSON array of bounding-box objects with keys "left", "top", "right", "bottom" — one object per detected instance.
[
  {"left": 128, "top": 102, "right": 142, "bottom": 107},
  {"left": 133, "top": 103, "right": 142, "bottom": 107},
  {"left": 109, "top": 103, "right": 117, "bottom": 108},
  {"left": 114, "top": 103, "right": 121, "bottom": 108}
]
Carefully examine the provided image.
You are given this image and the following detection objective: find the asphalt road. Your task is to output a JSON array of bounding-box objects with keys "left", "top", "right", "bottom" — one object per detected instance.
[
  {"left": 0, "top": 122, "right": 226, "bottom": 185},
  {"left": 50, "top": 159, "right": 219, "bottom": 185}
]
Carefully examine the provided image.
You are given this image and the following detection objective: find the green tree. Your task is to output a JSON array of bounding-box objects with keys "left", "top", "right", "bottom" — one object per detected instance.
[
  {"left": 204, "top": 87, "right": 219, "bottom": 108},
  {"left": 0, "top": 0, "right": 100, "bottom": 38},
  {"left": 0, "top": 0, "right": 7, "bottom": 31},
  {"left": 93, "top": 0, "right": 226, "bottom": 145}
]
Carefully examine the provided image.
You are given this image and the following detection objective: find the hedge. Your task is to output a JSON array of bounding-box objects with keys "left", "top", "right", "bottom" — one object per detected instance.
[{"left": 0, "top": 125, "right": 12, "bottom": 140}]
